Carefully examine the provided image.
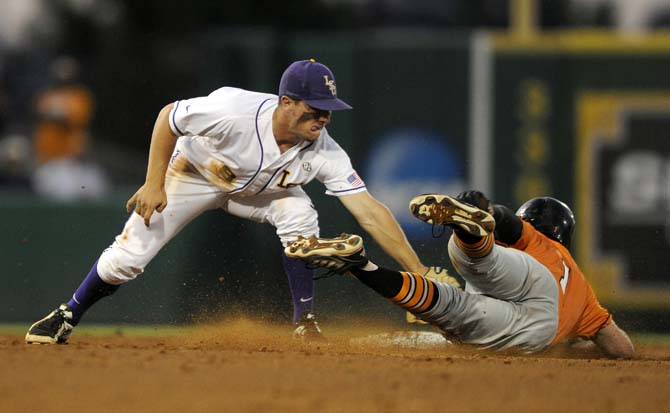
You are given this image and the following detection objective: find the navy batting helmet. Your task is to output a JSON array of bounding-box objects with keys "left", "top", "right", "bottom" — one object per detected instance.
[{"left": 516, "top": 197, "right": 576, "bottom": 249}]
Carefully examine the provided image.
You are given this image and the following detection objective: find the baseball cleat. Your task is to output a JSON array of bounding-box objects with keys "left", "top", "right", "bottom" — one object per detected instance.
[
  {"left": 285, "top": 233, "right": 368, "bottom": 274},
  {"left": 409, "top": 194, "right": 495, "bottom": 237},
  {"left": 293, "top": 312, "right": 327, "bottom": 342},
  {"left": 25, "top": 304, "right": 75, "bottom": 344}
]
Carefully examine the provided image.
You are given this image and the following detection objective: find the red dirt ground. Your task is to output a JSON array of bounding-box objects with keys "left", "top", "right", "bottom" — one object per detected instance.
[{"left": 2, "top": 319, "right": 669, "bottom": 413}]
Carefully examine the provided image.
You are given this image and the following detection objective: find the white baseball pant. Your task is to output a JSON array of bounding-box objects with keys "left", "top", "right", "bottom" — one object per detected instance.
[
  {"left": 96, "top": 156, "right": 319, "bottom": 285},
  {"left": 421, "top": 237, "right": 559, "bottom": 353}
]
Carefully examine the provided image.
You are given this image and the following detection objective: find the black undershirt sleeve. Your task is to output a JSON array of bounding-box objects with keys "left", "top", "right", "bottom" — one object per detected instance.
[{"left": 492, "top": 204, "right": 523, "bottom": 245}]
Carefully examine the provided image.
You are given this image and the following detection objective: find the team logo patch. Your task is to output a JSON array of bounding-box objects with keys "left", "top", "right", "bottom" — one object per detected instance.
[
  {"left": 323, "top": 75, "right": 337, "bottom": 96},
  {"left": 302, "top": 162, "right": 312, "bottom": 172},
  {"left": 218, "top": 164, "right": 236, "bottom": 182},
  {"left": 170, "top": 149, "right": 181, "bottom": 165}
]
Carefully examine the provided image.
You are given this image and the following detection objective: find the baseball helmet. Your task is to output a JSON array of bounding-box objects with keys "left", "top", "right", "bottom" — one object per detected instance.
[{"left": 516, "top": 197, "right": 576, "bottom": 249}]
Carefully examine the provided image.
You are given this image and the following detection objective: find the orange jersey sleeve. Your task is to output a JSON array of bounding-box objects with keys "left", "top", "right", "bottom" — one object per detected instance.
[{"left": 506, "top": 221, "right": 612, "bottom": 344}]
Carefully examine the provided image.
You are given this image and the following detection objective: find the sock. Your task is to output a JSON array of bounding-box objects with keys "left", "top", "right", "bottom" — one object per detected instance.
[
  {"left": 454, "top": 233, "right": 494, "bottom": 258},
  {"left": 350, "top": 266, "right": 404, "bottom": 298},
  {"left": 361, "top": 261, "right": 378, "bottom": 271},
  {"left": 452, "top": 228, "right": 482, "bottom": 244},
  {"left": 67, "top": 260, "right": 119, "bottom": 325},
  {"left": 282, "top": 253, "right": 315, "bottom": 323},
  {"left": 350, "top": 267, "right": 439, "bottom": 315}
]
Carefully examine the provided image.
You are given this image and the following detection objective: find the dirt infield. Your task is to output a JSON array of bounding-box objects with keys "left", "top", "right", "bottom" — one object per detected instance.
[{"left": 2, "top": 319, "right": 669, "bottom": 413}]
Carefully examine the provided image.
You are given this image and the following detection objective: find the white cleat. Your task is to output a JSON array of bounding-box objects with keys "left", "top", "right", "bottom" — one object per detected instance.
[
  {"left": 285, "top": 234, "right": 367, "bottom": 274},
  {"left": 409, "top": 194, "right": 495, "bottom": 237}
]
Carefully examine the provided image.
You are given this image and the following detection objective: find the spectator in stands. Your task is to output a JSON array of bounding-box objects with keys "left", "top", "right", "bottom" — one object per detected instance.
[{"left": 31, "top": 55, "right": 109, "bottom": 201}]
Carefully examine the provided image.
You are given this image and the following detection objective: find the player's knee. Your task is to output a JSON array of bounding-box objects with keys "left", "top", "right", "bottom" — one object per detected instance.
[
  {"left": 278, "top": 223, "right": 320, "bottom": 246},
  {"left": 524, "top": 310, "right": 559, "bottom": 352},
  {"left": 97, "top": 247, "right": 147, "bottom": 284},
  {"left": 532, "top": 327, "right": 558, "bottom": 352},
  {"left": 274, "top": 202, "right": 319, "bottom": 245}
]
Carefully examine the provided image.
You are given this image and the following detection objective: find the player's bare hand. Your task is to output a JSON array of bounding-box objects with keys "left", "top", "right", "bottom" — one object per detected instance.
[{"left": 126, "top": 184, "right": 167, "bottom": 227}]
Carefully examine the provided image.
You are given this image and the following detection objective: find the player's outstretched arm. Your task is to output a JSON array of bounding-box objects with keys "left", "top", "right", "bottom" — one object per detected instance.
[
  {"left": 592, "top": 321, "right": 635, "bottom": 359},
  {"left": 126, "top": 103, "right": 178, "bottom": 227},
  {"left": 339, "top": 191, "right": 427, "bottom": 274}
]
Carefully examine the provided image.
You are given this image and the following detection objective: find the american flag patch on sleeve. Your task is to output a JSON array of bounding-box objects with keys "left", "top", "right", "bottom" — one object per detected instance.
[{"left": 347, "top": 171, "right": 363, "bottom": 187}]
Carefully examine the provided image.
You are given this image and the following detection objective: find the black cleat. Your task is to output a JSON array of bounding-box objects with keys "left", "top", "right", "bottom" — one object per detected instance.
[
  {"left": 25, "top": 304, "right": 75, "bottom": 344},
  {"left": 285, "top": 234, "right": 368, "bottom": 275},
  {"left": 293, "top": 312, "right": 327, "bottom": 342},
  {"left": 409, "top": 194, "right": 495, "bottom": 237}
]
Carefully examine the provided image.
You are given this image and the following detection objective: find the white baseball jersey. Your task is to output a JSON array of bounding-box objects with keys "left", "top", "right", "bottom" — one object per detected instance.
[{"left": 168, "top": 87, "right": 366, "bottom": 197}]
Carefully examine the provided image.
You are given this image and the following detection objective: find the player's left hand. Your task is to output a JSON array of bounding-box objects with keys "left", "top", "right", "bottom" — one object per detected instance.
[{"left": 126, "top": 183, "right": 168, "bottom": 227}]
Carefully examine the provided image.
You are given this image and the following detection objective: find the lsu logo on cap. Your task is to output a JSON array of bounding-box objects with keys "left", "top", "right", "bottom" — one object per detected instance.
[{"left": 323, "top": 75, "right": 337, "bottom": 96}]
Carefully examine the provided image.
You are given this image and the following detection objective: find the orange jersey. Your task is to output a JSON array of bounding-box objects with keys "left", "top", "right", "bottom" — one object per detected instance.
[{"left": 506, "top": 221, "right": 612, "bottom": 344}]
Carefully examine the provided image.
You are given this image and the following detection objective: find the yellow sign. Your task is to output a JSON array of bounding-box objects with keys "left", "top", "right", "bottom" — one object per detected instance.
[{"left": 576, "top": 92, "right": 670, "bottom": 308}]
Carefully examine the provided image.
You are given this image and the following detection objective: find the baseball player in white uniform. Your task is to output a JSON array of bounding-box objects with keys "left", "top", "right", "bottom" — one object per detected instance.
[{"left": 26, "top": 59, "right": 430, "bottom": 344}]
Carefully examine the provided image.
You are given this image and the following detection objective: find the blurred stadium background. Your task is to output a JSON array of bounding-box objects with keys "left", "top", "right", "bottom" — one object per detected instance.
[{"left": 1, "top": 0, "right": 668, "bottom": 333}]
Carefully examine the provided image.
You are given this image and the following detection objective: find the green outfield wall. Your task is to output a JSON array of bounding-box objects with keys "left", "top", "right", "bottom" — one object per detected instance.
[{"left": 1, "top": 192, "right": 412, "bottom": 326}]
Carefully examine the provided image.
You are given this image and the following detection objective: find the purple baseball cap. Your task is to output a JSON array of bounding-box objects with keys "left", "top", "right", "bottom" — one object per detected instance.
[{"left": 278, "top": 59, "right": 353, "bottom": 111}]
